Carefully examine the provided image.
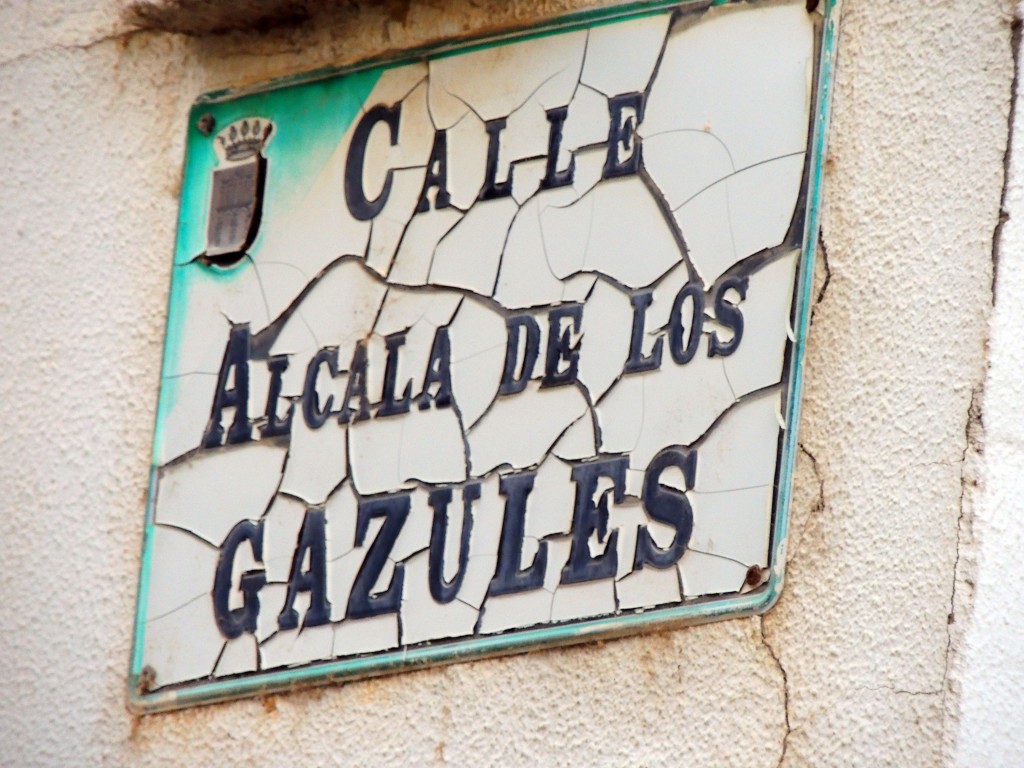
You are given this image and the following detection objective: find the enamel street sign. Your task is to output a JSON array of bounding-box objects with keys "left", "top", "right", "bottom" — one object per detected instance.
[{"left": 130, "top": 0, "right": 837, "bottom": 712}]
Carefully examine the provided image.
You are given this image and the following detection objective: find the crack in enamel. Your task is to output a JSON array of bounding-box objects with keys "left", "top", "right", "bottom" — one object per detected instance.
[{"left": 141, "top": 0, "right": 819, "bottom": 689}]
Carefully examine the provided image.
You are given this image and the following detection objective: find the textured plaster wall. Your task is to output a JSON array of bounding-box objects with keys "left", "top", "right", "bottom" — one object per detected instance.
[
  {"left": 953, "top": 10, "right": 1024, "bottom": 764},
  {"left": 0, "top": 1, "right": 1016, "bottom": 765}
]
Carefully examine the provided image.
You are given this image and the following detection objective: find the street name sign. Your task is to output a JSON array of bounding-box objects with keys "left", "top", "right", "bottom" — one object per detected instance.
[{"left": 130, "top": 0, "right": 837, "bottom": 713}]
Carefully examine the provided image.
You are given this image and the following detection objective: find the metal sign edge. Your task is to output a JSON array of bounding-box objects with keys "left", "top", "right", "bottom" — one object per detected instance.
[{"left": 127, "top": 0, "right": 840, "bottom": 715}]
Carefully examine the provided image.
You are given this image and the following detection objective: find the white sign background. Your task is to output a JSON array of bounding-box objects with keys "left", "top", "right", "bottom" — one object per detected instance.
[{"left": 134, "top": 0, "right": 824, "bottom": 708}]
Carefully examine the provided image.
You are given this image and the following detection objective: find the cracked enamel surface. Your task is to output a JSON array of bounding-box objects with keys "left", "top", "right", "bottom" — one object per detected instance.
[{"left": 139, "top": 0, "right": 817, "bottom": 694}]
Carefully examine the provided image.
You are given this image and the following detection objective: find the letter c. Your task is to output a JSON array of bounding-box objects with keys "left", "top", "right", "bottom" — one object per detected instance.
[{"left": 345, "top": 103, "right": 402, "bottom": 221}]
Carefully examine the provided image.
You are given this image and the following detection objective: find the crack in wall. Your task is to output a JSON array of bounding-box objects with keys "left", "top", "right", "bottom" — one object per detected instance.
[
  {"left": 991, "top": 15, "right": 1022, "bottom": 302},
  {"left": 812, "top": 233, "right": 831, "bottom": 321},
  {"left": 940, "top": 383, "right": 984, "bottom": 762},
  {"left": 941, "top": 14, "right": 1018, "bottom": 758},
  {"left": 760, "top": 615, "right": 791, "bottom": 768},
  {"left": 791, "top": 443, "right": 824, "bottom": 569},
  {"left": 756, "top": 441, "right": 824, "bottom": 767},
  {"left": 866, "top": 685, "right": 942, "bottom": 698},
  {"left": 0, "top": 27, "right": 148, "bottom": 70}
]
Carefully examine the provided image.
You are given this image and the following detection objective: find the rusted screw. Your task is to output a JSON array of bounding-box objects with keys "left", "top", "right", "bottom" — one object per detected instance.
[
  {"left": 197, "top": 113, "right": 216, "bottom": 136},
  {"left": 138, "top": 665, "right": 157, "bottom": 694},
  {"left": 744, "top": 565, "right": 765, "bottom": 588}
]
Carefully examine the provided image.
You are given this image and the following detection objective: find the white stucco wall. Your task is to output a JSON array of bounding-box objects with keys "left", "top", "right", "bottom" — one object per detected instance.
[
  {"left": 953, "top": 8, "right": 1024, "bottom": 764},
  {"left": 0, "top": 1, "right": 1019, "bottom": 765}
]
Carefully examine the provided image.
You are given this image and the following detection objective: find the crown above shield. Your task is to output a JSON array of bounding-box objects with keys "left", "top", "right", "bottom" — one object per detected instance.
[{"left": 215, "top": 118, "right": 273, "bottom": 162}]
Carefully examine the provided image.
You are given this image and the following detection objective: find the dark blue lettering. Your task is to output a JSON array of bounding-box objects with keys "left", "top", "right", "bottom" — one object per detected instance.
[
  {"left": 345, "top": 103, "right": 401, "bottom": 221},
  {"left": 542, "top": 304, "right": 583, "bottom": 387},
  {"left": 416, "top": 130, "right": 452, "bottom": 213},
  {"left": 417, "top": 326, "right": 453, "bottom": 410},
  {"left": 377, "top": 332, "right": 413, "bottom": 418},
  {"left": 540, "top": 106, "right": 575, "bottom": 190},
  {"left": 427, "top": 483, "right": 479, "bottom": 604},
  {"left": 347, "top": 494, "right": 409, "bottom": 618},
  {"left": 302, "top": 347, "right": 338, "bottom": 428},
  {"left": 479, "top": 118, "right": 514, "bottom": 201},
  {"left": 668, "top": 284, "right": 704, "bottom": 365},
  {"left": 338, "top": 341, "right": 372, "bottom": 424},
  {"left": 709, "top": 276, "right": 747, "bottom": 357},
  {"left": 489, "top": 472, "right": 546, "bottom": 596},
  {"left": 259, "top": 354, "right": 294, "bottom": 438},
  {"left": 277, "top": 508, "right": 331, "bottom": 630},
  {"left": 624, "top": 289, "right": 664, "bottom": 374},
  {"left": 202, "top": 324, "right": 253, "bottom": 447},
  {"left": 634, "top": 447, "right": 695, "bottom": 569},
  {"left": 500, "top": 315, "right": 541, "bottom": 395},
  {"left": 212, "top": 519, "right": 266, "bottom": 639},
  {"left": 561, "top": 457, "right": 626, "bottom": 584},
  {"left": 602, "top": 92, "right": 645, "bottom": 179}
]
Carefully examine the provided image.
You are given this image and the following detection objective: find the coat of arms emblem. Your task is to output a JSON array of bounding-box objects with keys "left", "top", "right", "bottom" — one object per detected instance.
[{"left": 202, "top": 118, "right": 273, "bottom": 266}]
